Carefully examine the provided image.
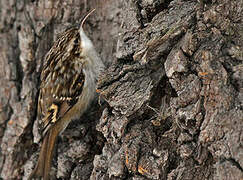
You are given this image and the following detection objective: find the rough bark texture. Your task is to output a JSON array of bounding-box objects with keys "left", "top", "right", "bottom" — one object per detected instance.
[{"left": 0, "top": 0, "right": 242, "bottom": 179}]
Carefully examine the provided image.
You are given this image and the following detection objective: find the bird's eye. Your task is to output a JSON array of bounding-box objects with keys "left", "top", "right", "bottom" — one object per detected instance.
[{"left": 74, "top": 38, "right": 79, "bottom": 44}]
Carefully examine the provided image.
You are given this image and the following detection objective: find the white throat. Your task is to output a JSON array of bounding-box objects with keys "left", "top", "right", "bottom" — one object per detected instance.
[{"left": 79, "top": 27, "right": 104, "bottom": 82}]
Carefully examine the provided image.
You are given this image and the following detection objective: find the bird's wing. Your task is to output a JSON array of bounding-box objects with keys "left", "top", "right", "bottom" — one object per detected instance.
[{"left": 38, "top": 28, "right": 84, "bottom": 138}]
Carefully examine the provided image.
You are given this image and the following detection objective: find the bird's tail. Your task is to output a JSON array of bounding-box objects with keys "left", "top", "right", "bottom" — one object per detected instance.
[{"left": 28, "top": 127, "right": 59, "bottom": 180}]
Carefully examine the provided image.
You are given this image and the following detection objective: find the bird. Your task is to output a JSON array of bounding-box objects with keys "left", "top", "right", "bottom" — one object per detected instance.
[{"left": 28, "top": 9, "right": 104, "bottom": 180}]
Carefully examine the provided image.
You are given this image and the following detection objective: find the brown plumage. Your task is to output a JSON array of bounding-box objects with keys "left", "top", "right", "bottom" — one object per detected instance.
[
  {"left": 28, "top": 10, "right": 104, "bottom": 180},
  {"left": 39, "top": 28, "right": 85, "bottom": 137}
]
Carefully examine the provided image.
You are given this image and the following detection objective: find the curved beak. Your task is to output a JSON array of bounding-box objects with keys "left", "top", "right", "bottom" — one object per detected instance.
[{"left": 80, "top": 9, "right": 96, "bottom": 30}]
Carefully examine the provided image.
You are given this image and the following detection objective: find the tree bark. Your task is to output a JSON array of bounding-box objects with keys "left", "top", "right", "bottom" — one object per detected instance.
[{"left": 0, "top": 0, "right": 242, "bottom": 179}]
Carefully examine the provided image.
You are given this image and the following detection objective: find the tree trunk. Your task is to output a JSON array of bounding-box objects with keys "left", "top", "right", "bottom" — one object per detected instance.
[{"left": 0, "top": 0, "right": 242, "bottom": 179}]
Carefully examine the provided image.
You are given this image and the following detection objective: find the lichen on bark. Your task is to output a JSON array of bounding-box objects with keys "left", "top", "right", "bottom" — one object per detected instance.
[{"left": 0, "top": 0, "right": 242, "bottom": 179}]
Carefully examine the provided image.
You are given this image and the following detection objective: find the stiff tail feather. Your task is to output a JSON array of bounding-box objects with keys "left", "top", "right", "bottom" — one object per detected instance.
[{"left": 28, "top": 127, "right": 59, "bottom": 180}]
